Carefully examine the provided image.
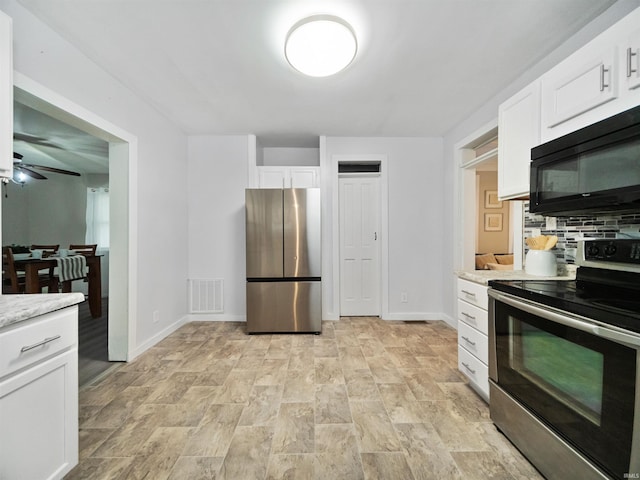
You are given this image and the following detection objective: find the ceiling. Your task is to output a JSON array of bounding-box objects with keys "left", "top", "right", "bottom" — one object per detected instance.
[
  {"left": 13, "top": 101, "right": 109, "bottom": 176},
  {"left": 14, "top": 0, "right": 617, "bottom": 163}
]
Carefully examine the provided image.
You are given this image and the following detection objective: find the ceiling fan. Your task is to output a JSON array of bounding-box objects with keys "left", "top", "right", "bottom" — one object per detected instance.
[{"left": 12, "top": 151, "right": 81, "bottom": 182}]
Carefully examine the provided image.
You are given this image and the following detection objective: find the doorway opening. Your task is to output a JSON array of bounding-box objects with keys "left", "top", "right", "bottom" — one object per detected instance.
[
  {"left": 457, "top": 126, "right": 523, "bottom": 272},
  {"left": 5, "top": 75, "right": 135, "bottom": 381}
]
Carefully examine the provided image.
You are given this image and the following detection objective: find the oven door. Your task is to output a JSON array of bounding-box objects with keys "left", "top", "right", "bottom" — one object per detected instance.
[{"left": 489, "top": 290, "right": 639, "bottom": 479}]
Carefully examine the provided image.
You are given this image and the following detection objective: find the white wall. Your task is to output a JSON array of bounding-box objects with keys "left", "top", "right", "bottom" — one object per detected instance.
[
  {"left": 187, "top": 135, "right": 249, "bottom": 320},
  {"left": 261, "top": 147, "right": 319, "bottom": 166},
  {"left": 442, "top": 0, "right": 640, "bottom": 322},
  {"left": 2, "top": 174, "right": 86, "bottom": 246},
  {"left": 0, "top": 0, "right": 189, "bottom": 355},
  {"left": 186, "top": 135, "right": 446, "bottom": 324},
  {"left": 322, "top": 137, "right": 446, "bottom": 321}
]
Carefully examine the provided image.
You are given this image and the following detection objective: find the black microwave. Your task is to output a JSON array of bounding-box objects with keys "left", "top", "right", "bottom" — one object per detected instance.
[{"left": 529, "top": 104, "right": 640, "bottom": 216}]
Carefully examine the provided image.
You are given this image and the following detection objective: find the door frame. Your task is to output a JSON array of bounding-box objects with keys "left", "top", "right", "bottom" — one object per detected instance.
[
  {"left": 13, "top": 72, "right": 138, "bottom": 361},
  {"left": 331, "top": 154, "right": 388, "bottom": 319},
  {"left": 338, "top": 172, "right": 381, "bottom": 316}
]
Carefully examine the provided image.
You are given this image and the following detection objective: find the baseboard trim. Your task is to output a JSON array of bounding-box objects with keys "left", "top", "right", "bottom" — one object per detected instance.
[
  {"left": 440, "top": 313, "right": 456, "bottom": 329},
  {"left": 382, "top": 312, "right": 450, "bottom": 322},
  {"left": 186, "top": 314, "right": 247, "bottom": 322},
  {"left": 130, "top": 314, "right": 189, "bottom": 360}
]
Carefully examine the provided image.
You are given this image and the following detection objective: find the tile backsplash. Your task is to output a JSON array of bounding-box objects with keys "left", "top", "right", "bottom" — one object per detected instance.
[{"left": 523, "top": 202, "right": 640, "bottom": 264}]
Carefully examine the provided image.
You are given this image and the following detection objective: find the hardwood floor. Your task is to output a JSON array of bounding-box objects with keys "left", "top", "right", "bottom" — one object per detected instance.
[
  {"left": 67, "top": 318, "right": 543, "bottom": 480},
  {"left": 78, "top": 297, "right": 119, "bottom": 387}
]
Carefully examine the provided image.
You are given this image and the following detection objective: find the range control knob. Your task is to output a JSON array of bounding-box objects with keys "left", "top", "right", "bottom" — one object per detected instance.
[
  {"left": 604, "top": 244, "right": 617, "bottom": 256},
  {"left": 587, "top": 244, "right": 600, "bottom": 257}
]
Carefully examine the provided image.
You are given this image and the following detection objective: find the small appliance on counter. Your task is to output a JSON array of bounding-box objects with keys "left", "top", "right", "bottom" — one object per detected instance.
[{"left": 245, "top": 188, "right": 321, "bottom": 334}]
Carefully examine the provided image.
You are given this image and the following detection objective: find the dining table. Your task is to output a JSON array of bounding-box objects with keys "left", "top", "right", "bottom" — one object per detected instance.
[{"left": 14, "top": 255, "right": 102, "bottom": 318}]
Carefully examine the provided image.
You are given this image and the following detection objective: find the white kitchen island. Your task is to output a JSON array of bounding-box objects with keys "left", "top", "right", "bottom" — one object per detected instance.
[{"left": 0, "top": 293, "right": 84, "bottom": 480}]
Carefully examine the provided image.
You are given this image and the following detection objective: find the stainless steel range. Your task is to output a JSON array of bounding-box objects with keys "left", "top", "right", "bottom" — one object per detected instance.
[{"left": 488, "top": 239, "right": 640, "bottom": 480}]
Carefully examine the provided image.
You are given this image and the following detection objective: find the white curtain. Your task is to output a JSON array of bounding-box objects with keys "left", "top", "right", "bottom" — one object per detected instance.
[{"left": 86, "top": 188, "right": 109, "bottom": 248}]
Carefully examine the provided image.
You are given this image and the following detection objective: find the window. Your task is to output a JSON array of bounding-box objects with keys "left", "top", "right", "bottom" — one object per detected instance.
[{"left": 86, "top": 188, "right": 109, "bottom": 248}]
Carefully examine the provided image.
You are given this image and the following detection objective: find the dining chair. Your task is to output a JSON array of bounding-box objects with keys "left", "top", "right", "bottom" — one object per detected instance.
[
  {"left": 2, "top": 246, "right": 58, "bottom": 294},
  {"left": 2, "top": 246, "right": 21, "bottom": 293},
  {"left": 60, "top": 244, "right": 98, "bottom": 292},
  {"left": 30, "top": 244, "right": 60, "bottom": 257},
  {"left": 30, "top": 244, "right": 60, "bottom": 281},
  {"left": 69, "top": 244, "right": 97, "bottom": 256}
]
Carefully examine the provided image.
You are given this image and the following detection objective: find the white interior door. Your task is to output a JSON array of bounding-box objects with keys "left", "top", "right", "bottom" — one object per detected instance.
[{"left": 339, "top": 175, "right": 380, "bottom": 316}]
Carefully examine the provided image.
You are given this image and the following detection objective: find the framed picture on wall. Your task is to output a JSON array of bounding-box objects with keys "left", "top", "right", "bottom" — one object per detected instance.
[
  {"left": 485, "top": 190, "right": 502, "bottom": 209},
  {"left": 485, "top": 213, "right": 503, "bottom": 231}
]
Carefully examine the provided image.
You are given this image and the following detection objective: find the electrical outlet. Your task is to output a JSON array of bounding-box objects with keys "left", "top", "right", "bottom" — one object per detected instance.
[
  {"left": 153, "top": 310, "right": 160, "bottom": 324},
  {"left": 401, "top": 292, "right": 408, "bottom": 303}
]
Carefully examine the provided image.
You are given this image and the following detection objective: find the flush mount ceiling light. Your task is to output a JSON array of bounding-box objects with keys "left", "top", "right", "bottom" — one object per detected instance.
[{"left": 285, "top": 14, "right": 357, "bottom": 77}]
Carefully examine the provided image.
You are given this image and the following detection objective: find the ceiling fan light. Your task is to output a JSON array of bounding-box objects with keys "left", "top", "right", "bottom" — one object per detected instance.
[{"left": 285, "top": 15, "right": 357, "bottom": 77}]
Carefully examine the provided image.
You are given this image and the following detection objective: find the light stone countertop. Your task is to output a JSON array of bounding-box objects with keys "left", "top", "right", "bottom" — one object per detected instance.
[
  {"left": 0, "top": 293, "right": 85, "bottom": 329},
  {"left": 456, "top": 264, "right": 577, "bottom": 286}
]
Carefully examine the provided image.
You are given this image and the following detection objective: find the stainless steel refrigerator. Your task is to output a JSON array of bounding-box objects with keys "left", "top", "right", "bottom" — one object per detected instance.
[{"left": 245, "top": 188, "right": 322, "bottom": 333}]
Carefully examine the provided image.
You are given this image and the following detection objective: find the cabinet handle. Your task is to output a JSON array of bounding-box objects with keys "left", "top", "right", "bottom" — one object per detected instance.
[
  {"left": 461, "top": 362, "right": 476, "bottom": 375},
  {"left": 461, "top": 311, "right": 476, "bottom": 321},
  {"left": 20, "top": 335, "right": 61, "bottom": 353},
  {"left": 374, "top": 232, "right": 377, "bottom": 241},
  {"left": 627, "top": 47, "right": 638, "bottom": 78},
  {"left": 461, "top": 290, "right": 476, "bottom": 297},
  {"left": 461, "top": 335, "right": 476, "bottom": 346},
  {"left": 600, "top": 64, "right": 610, "bottom": 92}
]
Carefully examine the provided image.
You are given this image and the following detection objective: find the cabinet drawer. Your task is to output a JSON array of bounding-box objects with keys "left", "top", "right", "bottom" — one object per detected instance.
[
  {"left": 457, "top": 279, "right": 488, "bottom": 310},
  {"left": 458, "top": 346, "right": 489, "bottom": 399},
  {"left": 0, "top": 307, "right": 78, "bottom": 379},
  {"left": 458, "top": 321, "right": 488, "bottom": 366},
  {"left": 457, "top": 299, "right": 488, "bottom": 335}
]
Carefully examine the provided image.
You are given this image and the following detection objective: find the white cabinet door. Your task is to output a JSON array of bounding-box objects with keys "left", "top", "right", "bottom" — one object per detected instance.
[
  {"left": 257, "top": 166, "right": 320, "bottom": 188},
  {"left": 289, "top": 167, "right": 319, "bottom": 188},
  {"left": 623, "top": 26, "right": 640, "bottom": 91},
  {"left": 542, "top": 45, "right": 618, "bottom": 131},
  {"left": 498, "top": 80, "right": 540, "bottom": 200},
  {"left": 540, "top": 7, "right": 640, "bottom": 142},
  {"left": 258, "top": 167, "right": 287, "bottom": 188},
  {"left": 0, "top": 349, "right": 78, "bottom": 480},
  {"left": 0, "top": 11, "right": 13, "bottom": 179}
]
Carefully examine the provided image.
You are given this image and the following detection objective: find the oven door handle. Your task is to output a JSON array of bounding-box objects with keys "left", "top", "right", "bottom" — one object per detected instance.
[
  {"left": 591, "top": 325, "right": 640, "bottom": 348},
  {"left": 489, "top": 290, "right": 640, "bottom": 348}
]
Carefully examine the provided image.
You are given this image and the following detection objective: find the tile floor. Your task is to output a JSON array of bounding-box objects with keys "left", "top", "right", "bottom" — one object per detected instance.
[{"left": 67, "top": 318, "right": 543, "bottom": 480}]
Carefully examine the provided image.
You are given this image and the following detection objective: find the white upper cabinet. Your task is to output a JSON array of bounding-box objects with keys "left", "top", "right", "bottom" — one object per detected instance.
[
  {"left": 541, "top": 45, "right": 618, "bottom": 132},
  {"left": 541, "top": 7, "right": 640, "bottom": 142},
  {"left": 498, "top": 80, "right": 540, "bottom": 200},
  {"left": 257, "top": 166, "right": 320, "bottom": 188},
  {"left": 623, "top": 23, "right": 640, "bottom": 91},
  {"left": 0, "top": 11, "right": 12, "bottom": 179},
  {"left": 289, "top": 167, "right": 319, "bottom": 188}
]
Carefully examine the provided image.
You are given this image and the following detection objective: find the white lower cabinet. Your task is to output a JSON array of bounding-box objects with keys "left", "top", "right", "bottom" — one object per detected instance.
[
  {"left": 457, "top": 278, "right": 489, "bottom": 402},
  {"left": 458, "top": 346, "right": 489, "bottom": 398},
  {"left": 0, "top": 306, "right": 79, "bottom": 480}
]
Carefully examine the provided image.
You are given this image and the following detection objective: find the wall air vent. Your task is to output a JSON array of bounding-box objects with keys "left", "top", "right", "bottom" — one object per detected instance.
[
  {"left": 338, "top": 161, "right": 381, "bottom": 173},
  {"left": 188, "top": 279, "right": 223, "bottom": 313}
]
